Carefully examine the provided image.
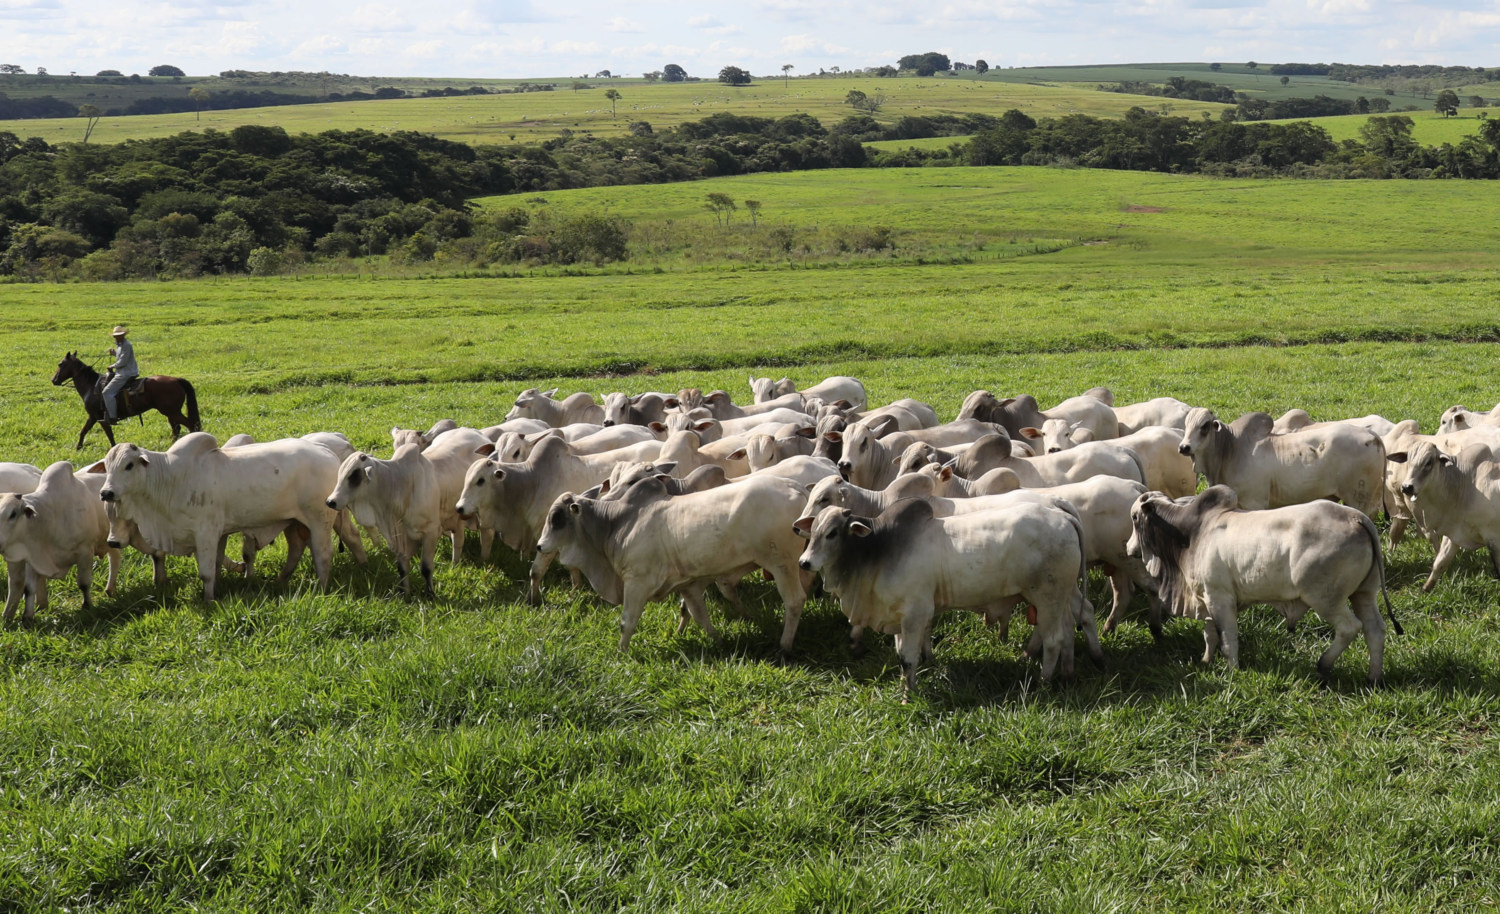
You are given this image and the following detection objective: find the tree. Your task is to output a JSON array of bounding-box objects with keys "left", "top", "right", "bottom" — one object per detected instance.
[
  {"left": 1246, "top": 61, "right": 1257, "bottom": 70},
  {"left": 663, "top": 64, "right": 687, "bottom": 82},
  {"left": 704, "top": 192, "right": 736, "bottom": 227},
  {"left": 1470, "top": 95, "right": 1487, "bottom": 109},
  {"left": 870, "top": 65, "right": 897, "bottom": 78},
  {"left": 744, "top": 199, "right": 762, "bottom": 227},
  {"left": 898, "top": 52, "right": 950, "bottom": 77},
  {"left": 718, "top": 66, "right": 751, "bottom": 86},
  {"left": 781, "top": 64, "right": 793, "bottom": 88},
  {"left": 35, "top": 67, "right": 47, "bottom": 77},
  {"left": 595, "top": 69, "right": 611, "bottom": 78},
  {"left": 0, "top": 64, "right": 23, "bottom": 76},
  {"left": 149, "top": 64, "right": 185, "bottom": 77},
  {"left": 1435, "top": 89, "right": 1460, "bottom": 117},
  {"left": 97, "top": 69, "right": 122, "bottom": 77},
  {"left": 1280, "top": 76, "right": 1290, "bottom": 87},
  {"left": 844, "top": 89, "right": 884, "bottom": 115},
  {"left": 1359, "top": 114, "right": 1417, "bottom": 159},
  {"left": 188, "top": 87, "right": 210, "bottom": 122},
  {"left": 78, "top": 104, "right": 102, "bottom": 143},
  {"left": 1210, "top": 62, "right": 1222, "bottom": 72},
  {"left": 603, "top": 88, "right": 621, "bottom": 117},
  {"left": 643, "top": 70, "right": 661, "bottom": 82},
  {"left": 975, "top": 59, "right": 989, "bottom": 75}
]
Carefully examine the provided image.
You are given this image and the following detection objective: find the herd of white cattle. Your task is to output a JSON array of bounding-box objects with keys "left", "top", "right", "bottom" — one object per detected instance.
[{"left": 5, "top": 375, "right": 1500, "bottom": 696}]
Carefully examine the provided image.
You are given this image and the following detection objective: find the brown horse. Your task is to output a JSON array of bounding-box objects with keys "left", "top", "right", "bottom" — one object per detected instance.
[{"left": 52, "top": 351, "right": 201, "bottom": 450}]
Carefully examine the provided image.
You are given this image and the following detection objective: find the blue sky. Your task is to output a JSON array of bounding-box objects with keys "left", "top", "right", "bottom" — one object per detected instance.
[{"left": 3, "top": 0, "right": 1497, "bottom": 78}]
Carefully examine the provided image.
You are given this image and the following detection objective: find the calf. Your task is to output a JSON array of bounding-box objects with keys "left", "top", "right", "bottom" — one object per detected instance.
[
  {"left": 1024, "top": 422, "right": 1196, "bottom": 498},
  {"left": 0, "top": 462, "right": 120, "bottom": 623},
  {"left": 326, "top": 447, "right": 442, "bottom": 597},
  {"left": 507, "top": 388, "right": 605, "bottom": 427},
  {"left": 750, "top": 375, "right": 866, "bottom": 411}
]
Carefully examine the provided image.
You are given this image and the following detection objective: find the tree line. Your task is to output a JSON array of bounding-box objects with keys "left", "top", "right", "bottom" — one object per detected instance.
[{"left": 3, "top": 107, "right": 1499, "bottom": 280}]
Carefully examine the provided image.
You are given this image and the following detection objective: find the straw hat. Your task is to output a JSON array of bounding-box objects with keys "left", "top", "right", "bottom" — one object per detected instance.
[{"left": 111, "top": 326, "right": 128, "bottom": 336}]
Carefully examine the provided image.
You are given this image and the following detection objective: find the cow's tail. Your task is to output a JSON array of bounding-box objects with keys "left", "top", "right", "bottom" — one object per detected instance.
[
  {"left": 181, "top": 378, "right": 202, "bottom": 432},
  {"left": 1360, "top": 512, "right": 1402, "bottom": 636}
]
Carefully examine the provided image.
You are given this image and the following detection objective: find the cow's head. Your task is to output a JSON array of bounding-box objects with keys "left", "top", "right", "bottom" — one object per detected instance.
[
  {"left": 1387, "top": 441, "right": 1453, "bottom": 501},
  {"left": 1022, "top": 418, "right": 1090, "bottom": 454},
  {"left": 0, "top": 493, "right": 36, "bottom": 554},
  {"left": 99, "top": 443, "right": 151, "bottom": 504},
  {"left": 1178, "top": 407, "right": 1223, "bottom": 459},
  {"left": 794, "top": 506, "right": 870, "bottom": 574},
  {"left": 326, "top": 452, "right": 375, "bottom": 511},
  {"left": 837, "top": 424, "right": 887, "bottom": 487}
]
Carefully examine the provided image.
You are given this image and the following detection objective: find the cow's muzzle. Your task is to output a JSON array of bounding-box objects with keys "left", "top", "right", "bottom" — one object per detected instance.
[
  {"left": 106, "top": 538, "right": 123, "bottom": 550},
  {"left": 325, "top": 498, "right": 339, "bottom": 510},
  {"left": 837, "top": 462, "right": 852, "bottom": 480},
  {"left": 602, "top": 419, "right": 615, "bottom": 427},
  {"left": 798, "top": 558, "right": 813, "bottom": 572},
  {"left": 99, "top": 488, "right": 116, "bottom": 502},
  {"left": 1400, "top": 483, "right": 1415, "bottom": 497},
  {"left": 1178, "top": 444, "right": 1192, "bottom": 456},
  {"left": 1047, "top": 447, "right": 1061, "bottom": 454}
]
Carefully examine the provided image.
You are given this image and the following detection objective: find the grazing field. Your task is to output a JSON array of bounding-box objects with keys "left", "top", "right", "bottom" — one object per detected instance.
[
  {"left": 1270, "top": 109, "right": 1494, "bottom": 144},
  {"left": 5, "top": 168, "right": 1500, "bottom": 909},
  {"left": 0, "top": 76, "right": 1230, "bottom": 146},
  {"left": 985, "top": 62, "right": 1419, "bottom": 104}
]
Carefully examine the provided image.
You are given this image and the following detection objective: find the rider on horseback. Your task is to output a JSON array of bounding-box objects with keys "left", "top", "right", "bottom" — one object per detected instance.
[{"left": 103, "top": 325, "right": 138, "bottom": 424}]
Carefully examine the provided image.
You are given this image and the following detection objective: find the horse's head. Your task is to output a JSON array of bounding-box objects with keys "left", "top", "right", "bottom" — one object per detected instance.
[{"left": 52, "top": 351, "right": 80, "bottom": 386}]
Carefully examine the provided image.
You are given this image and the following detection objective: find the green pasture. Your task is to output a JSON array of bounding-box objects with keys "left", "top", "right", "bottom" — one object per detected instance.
[
  {"left": 1270, "top": 109, "right": 1494, "bottom": 144},
  {"left": 0, "top": 77, "right": 1229, "bottom": 147},
  {"left": 7, "top": 168, "right": 1500, "bottom": 909},
  {"left": 985, "top": 62, "right": 1387, "bottom": 103}
]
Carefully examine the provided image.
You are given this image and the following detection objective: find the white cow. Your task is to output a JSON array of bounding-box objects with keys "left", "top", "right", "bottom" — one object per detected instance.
[
  {"left": 750, "top": 375, "right": 866, "bottom": 411},
  {"left": 1126, "top": 486, "right": 1392, "bottom": 685},
  {"left": 99, "top": 433, "right": 343, "bottom": 602},
  {"left": 536, "top": 475, "right": 813, "bottom": 653},
  {"left": 0, "top": 462, "right": 120, "bottom": 623},
  {"left": 1387, "top": 440, "right": 1500, "bottom": 592},
  {"left": 1113, "top": 397, "right": 1192, "bottom": 435},
  {"left": 795, "top": 499, "right": 1097, "bottom": 697},
  {"left": 326, "top": 447, "right": 443, "bottom": 597},
  {"left": 506, "top": 388, "right": 605, "bottom": 427},
  {"left": 1178, "top": 408, "right": 1384, "bottom": 517},
  {"left": 393, "top": 425, "right": 494, "bottom": 561},
  {"left": 1438, "top": 404, "right": 1500, "bottom": 435},
  {"left": 1023, "top": 421, "right": 1196, "bottom": 498}
]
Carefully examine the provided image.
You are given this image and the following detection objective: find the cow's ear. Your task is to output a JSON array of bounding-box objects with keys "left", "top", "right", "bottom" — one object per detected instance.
[
  {"left": 998, "top": 397, "right": 1017, "bottom": 407},
  {"left": 1439, "top": 454, "right": 1456, "bottom": 467},
  {"left": 543, "top": 387, "right": 559, "bottom": 398},
  {"left": 824, "top": 430, "right": 843, "bottom": 442},
  {"left": 1019, "top": 427, "right": 1042, "bottom": 440},
  {"left": 136, "top": 455, "right": 150, "bottom": 467},
  {"left": 939, "top": 466, "right": 954, "bottom": 481},
  {"left": 805, "top": 481, "right": 818, "bottom": 491},
  {"left": 597, "top": 479, "right": 612, "bottom": 494},
  {"left": 793, "top": 425, "right": 815, "bottom": 439},
  {"left": 649, "top": 421, "right": 668, "bottom": 433},
  {"left": 727, "top": 448, "right": 747, "bottom": 460},
  {"left": 568, "top": 501, "right": 582, "bottom": 515},
  {"left": 491, "top": 467, "right": 506, "bottom": 481},
  {"left": 475, "top": 443, "right": 496, "bottom": 456},
  {"left": 1385, "top": 451, "right": 1408, "bottom": 464},
  {"left": 84, "top": 460, "right": 107, "bottom": 474},
  {"left": 1212, "top": 420, "right": 1224, "bottom": 432},
  {"left": 663, "top": 396, "right": 680, "bottom": 408},
  {"left": 848, "top": 520, "right": 873, "bottom": 537},
  {"left": 655, "top": 461, "right": 677, "bottom": 475},
  {"left": 792, "top": 516, "right": 814, "bottom": 537},
  {"left": 22, "top": 504, "right": 36, "bottom": 518},
  {"left": 363, "top": 466, "right": 375, "bottom": 480},
  {"left": 705, "top": 391, "right": 725, "bottom": 404},
  {"left": 694, "top": 420, "right": 716, "bottom": 432}
]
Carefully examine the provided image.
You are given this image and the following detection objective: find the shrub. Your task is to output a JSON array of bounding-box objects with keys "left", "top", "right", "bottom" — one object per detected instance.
[{"left": 246, "top": 246, "right": 283, "bottom": 275}]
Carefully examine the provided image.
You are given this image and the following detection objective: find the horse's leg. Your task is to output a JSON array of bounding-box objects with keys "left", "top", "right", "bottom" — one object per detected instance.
[
  {"left": 76, "top": 418, "right": 95, "bottom": 451},
  {"left": 102, "top": 420, "right": 116, "bottom": 448}
]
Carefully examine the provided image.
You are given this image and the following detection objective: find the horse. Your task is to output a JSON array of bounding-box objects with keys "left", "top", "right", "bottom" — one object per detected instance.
[{"left": 52, "top": 351, "right": 202, "bottom": 451}]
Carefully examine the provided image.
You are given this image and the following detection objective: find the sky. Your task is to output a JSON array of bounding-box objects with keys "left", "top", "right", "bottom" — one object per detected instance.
[{"left": 3, "top": 0, "right": 1498, "bottom": 79}]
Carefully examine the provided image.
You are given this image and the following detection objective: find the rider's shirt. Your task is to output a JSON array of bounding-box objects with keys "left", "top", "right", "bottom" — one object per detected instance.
[{"left": 111, "top": 338, "right": 138, "bottom": 378}]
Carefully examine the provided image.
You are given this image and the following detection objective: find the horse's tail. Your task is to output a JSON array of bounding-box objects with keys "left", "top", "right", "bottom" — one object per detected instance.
[{"left": 181, "top": 378, "right": 202, "bottom": 432}]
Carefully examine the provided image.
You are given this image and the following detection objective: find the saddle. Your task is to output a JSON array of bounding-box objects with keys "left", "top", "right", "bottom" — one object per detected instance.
[{"left": 98, "top": 374, "right": 146, "bottom": 418}]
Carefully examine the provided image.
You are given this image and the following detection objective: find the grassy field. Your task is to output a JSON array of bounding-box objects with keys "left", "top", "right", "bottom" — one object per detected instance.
[
  {"left": 1269, "top": 109, "right": 1494, "bottom": 144},
  {"left": 0, "top": 76, "right": 1231, "bottom": 146},
  {"left": 6, "top": 168, "right": 1500, "bottom": 909}
]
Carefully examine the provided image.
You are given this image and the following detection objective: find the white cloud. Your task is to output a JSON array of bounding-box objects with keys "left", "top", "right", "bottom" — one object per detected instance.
[{"left": 605, "top": 16, "right": 642, "bottom": 32}]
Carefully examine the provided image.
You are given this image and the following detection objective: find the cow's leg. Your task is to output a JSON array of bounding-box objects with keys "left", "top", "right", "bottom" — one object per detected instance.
[
  {"left": 334, "top": 513, "right": 368, "bottom": 565},
  {"left": 27, "top": 574, "right": 48, "bottom": 623},
  {"left": 220, "top": 533, "right": 247, "bottom": 576},
  {"left": 1201, "top": 618, "right": 1220, "bottom": 665},
  {"left": 104, "top": 548, "right": 121, "bottom": 597},
  {"left": 4, "top": 561, "right": 25, "bottom": 623},
  {"left": 772, "top": 565, "right": 810, "bottom": 656},
  {"left": 849, "top": 623, "right": 867, "bottom": 658},
  {"left": 1207, "top": 596, "right": 1239, "bottom": 670},
  {"left": 152, "top": 554, "right": 168, "bottom": 586},
  {"left": 1488, "top": 544, "right": 1500, "bottom": 580},
  {"left": 1076, "top": 592, "right": 1105, "bottom": 668},
  {"left": 679, "top": 582, "right": 723, "bottom": 646},
  {"left": 527, "top": 550, "right": 557, "bottom": 605},
  {"left": 618, "top": 579, "right": 651, "bottom": 651},
  {"left": 713, "top": 576, "right": 746, "bottom": 617},
  {"left": 478, "top": 526, "right": 494, "bottom": 563},
  {"left": 419, "top": 535, "right": 437, "bottom": 599},
  {"left": 1387, "top": 514, "right": 1409, "bottom": 548},
  {"left": 447, "top": 527, "right": 465, "bottom": 565},
  {"left": 1423, "top": 537, "right": 1459, "bottom": 592},
  {"left": 285, "top": 525, "right": 314, "bottom": 582},
  {"left": 1350, "top": 590, "right": 1387, "bottom": 687},
  {"left": 195, "top": 536, "right": 220, "bottom": 602},
  {"left": 1102, "top": 568, "right": 1134, "bottom": 634},
  {"left": 897, "top": 605, "right": 931, "bottom": 701},
  {"left": 76, "top": 557, "right": 94, "bottom": 613},
  {"left": 1314, "top": 601, "right": 1363, "bottom": 681},
  {"left": 394, "top": 552, "right": 413, "bottom": 596}
]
